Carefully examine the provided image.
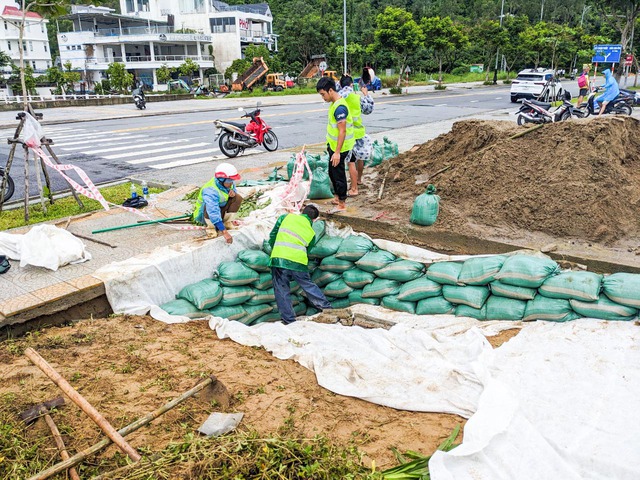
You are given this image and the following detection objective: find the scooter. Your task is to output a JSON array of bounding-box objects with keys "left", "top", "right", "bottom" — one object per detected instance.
[
  {"left": 0, "top": 167, "right": 15, "bottom": 203},
  {"left": 133, "top": 89, "right": 146, "bottom": 110},
  {"left": 515, "top": 91, "right": 574, "bottom": 125},
  {"left": 574, "top": 87, "right": 632, "bottom": 117},
  {"left": 213, "top": 103, "right": 279, "bottom": 158}
]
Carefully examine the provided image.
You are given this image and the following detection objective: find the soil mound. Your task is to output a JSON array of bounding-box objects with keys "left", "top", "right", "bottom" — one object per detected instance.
[{"left": 376, "top": 117, "right": 640, "bottom": 245}]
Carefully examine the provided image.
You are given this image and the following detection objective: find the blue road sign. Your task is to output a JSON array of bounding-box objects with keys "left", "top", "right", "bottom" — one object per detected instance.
[{"left": 592, "top": 44, "right": 622, "bottom": 63}]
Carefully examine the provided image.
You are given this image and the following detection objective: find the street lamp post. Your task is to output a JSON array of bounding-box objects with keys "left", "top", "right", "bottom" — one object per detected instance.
[
  {"left": 343, "top": 0, "right": 347, "bottom": 74},
  {"left": 580, "top": 4, "right": 591, "bottom": 27},
  {"left": 540, "top": 0, "right": 544, "bottom": 22},
  {"left": 493, "top": 0, "right": 505, "bottom": 85}
]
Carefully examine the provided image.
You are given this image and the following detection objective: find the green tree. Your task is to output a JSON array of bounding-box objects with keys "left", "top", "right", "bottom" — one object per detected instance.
[
  {"left": 374, "top": 7, "right": 425, "bottom": 86},
  {"left": 0, "top": 49, "right": 12, "bottom": 69},
  {"left": 279, "top": 12, "right": 335, "bottom": 67},
  {"left": 520, "top": 22, "right": 577, "bottom": 70},
  {"left": 62, "top": 61, "right": 80, "bottom": 93},
  {"left": 106, "top": 62, "right": 134, "bottom": 93},
  {"left": 10, "top": 63, "right": 36, "bottom": 95},
  {"left": 501, "top": 15, "right": 530, "bottom": 79},
  {"left": 178, "top": 57, "right": 200, "bottom": 77},
  {"left": 224, "top": 58, "right": 251, "bottom": 81},
  {"left": 422, "top": 16, "right": 469, "bottom": 83},
  {"left": 593, "top": 0, "right": 640, "bottom": 78},
  {"left": 156, "top": 64, "right": 173, "bottom": 84}
]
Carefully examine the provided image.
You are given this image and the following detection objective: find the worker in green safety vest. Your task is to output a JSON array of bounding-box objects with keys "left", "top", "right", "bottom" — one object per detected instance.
[
  {"left": 316, "top": 76, "right": 355, "bottom": 214},
  {"left": 269, "top": 204, "right": 333, "bottom": 324}
]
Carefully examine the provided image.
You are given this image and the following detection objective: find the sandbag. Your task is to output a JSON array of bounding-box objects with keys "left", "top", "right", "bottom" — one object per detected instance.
[
  {"left": 318, "top": 255, "right": 354, "bottom": 273},
  {"left": 342, "top": 268, "right": 376, "bottom": 289},
  {"left": 426, "top": 261, "right": 462, "bottom": 286},
  {"left": 160, "top": 299, "right": 205, "bottom": 318},
  {"left": 442, "top": 285, "right": 490, "bottom": 309},
  {"left": 397, "top": 276, "right": 442, "bottom": 301},
  {"left": 455, "top": 304, "right": 486, "bottom": 321},
  {"left": 523, "top": 296, "right": 581, "bottom": 322},
  {"left": 410, "top": 184, "right": 440, "bottom": 227},
  {"left": 538, "top": 271, "right": 602, "bottom": 301},
  {"left": 243, "top": 304, "right": 274, "bottom": 325},
  {"left": 207, "top": 305, "right": 247, "bottom": 321},
  {"left": 570, "top": 296, "right": 638, "bottom": 321},
  {"left": 382, "top": 295, "right": 417, "bottom": 314},
  {"left": 329, "top": 298, "right": 350, "bottom": 309},
  {"left": 458, "top": 255, "right": 507, "bottom": 286},
  {"left": 309, "top": 162, "right": 334, "bottom": 200},
  {"left": 348, "top": 289, "right": 381, "bottom": 306},
  {"left": 219, "top": 285, "right": 254, "bottom": 306},
  {"left": 290, "top": 282, "right": 301, "bottom": 294},
  {"left": 416, "top": 296, "right": 455, "bottom": 315},
  {"left": 323, "top": 279, "right": 353, "bottom": 298},
  {"left": 311, "top": 269, "right": 342, "bottom": 288},
  {"left": 355, "top": 249, "right": 396, "bottom": 273},
  {"left": 308, "top": 236, "right": 343, "bottom": 259},
  {"left": 375, "top": 259, "right": 426, "bottom": 282},
  {"left": 485, "top": 296, "right": 527, "bottom": 321},
  {"left": 245, "top": 288, "right": 275, "bottom": 305},
  {"left": 237, "top": 249, "right": 271, "bottom": 273},
  {"left": 176, "top": 279, "right": 222, "bottom": 310},
  {"left": 306, "top": 307, "right": 320, "bottom": 316},
  {"left": 335, "top": 235, "right": 375, "bottom": 261},
  {"left": 252, "top": 311, "right": 282, "bottom": 325},
  {"left": 312, "top": 220, "right": 326, "bottom": 243},
  {"left": 602, "top": 273, "right": 640, "bottom": 308},
  {"left": 490, "top": 280, "right": 537, "bottom": 301},
  {"left": 495, "top": 255, "right": 560, "bottom": 288},
  {"left": 216, "top": 261, "right": 260, "bottom": 286},
  {"left": 287, "top": 154, "right": 310, "bottom": 180},
  {"left": 254, "top": 272, "right": 273, "bottom": 290},
  {"left": 262, "top": 240, "right": 272, "bottom": 256},
  {"left": 362, "top": 278, "right": 401, "bottom": 298}
]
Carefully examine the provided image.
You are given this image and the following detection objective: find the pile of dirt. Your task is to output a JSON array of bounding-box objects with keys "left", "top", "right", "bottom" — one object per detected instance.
[{"left": 371, "top": 117, "right": 640, "bottom": 246}]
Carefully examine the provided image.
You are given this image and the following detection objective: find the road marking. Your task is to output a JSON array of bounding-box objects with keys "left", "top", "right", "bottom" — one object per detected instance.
[
  {"left": 151, "top": 155, "right": 218, "bottom": 169},
  {"left": 51, "top": 131, "right": 136, "bottom": 141},
  {"left": 56, "top": 134, "right": 148, "bottom": 147},
  {"left": 86, "top": 138, "right": 197, "bottom": 154},
  {"left": 127, "top": 147, "right": 214, "bottom": 165},
  {"left": 103, "top": 142, "right": 210, "bottom": 159},
  {"left": 495, "top": 97, "right": 502, "bottom": 99},
  {"left": 470, "top": 100, "right": 479, "bottom": 103},
  {"left": 435, "top": 103, "right": 448, "bottom": 106}
]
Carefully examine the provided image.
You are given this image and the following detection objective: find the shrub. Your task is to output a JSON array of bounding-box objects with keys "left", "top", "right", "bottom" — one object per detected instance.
[
  {"left": 434, "top": 84, "right": 447, "bottom": 90},
  {"left": 451, "top": 65, "right": 470, "bottom": 75},
  {"left": 389, "top": 86, "right": 402, "bottom": 94}
]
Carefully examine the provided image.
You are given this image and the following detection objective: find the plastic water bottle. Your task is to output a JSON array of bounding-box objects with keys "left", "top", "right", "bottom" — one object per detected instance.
[
  {"left": 130, "top": 182, "right": 137, "bottom": 199},
  {"left": 141, "top": 180, "right": 148, "bottom": 200}
]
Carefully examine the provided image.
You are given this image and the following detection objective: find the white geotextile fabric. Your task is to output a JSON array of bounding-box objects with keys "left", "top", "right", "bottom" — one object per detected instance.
[{"left": 0, "top": 224, "right": 91, "bottom": 270}]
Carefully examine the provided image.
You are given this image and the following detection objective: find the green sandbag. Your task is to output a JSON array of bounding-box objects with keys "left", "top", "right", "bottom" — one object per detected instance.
[
  {"left": 416, "top": 296, "right": 455, "bottom": 315},
  {"left": 375, "top": 259, "right": 426, "bottom": 282},
  {"left": 312, "top": 220, "right": 326, "bottom": 243},
  {"left": 458, "top": 255, "right": 507, "bottom": 286},
  {"left": 294, "top": 302, "right": 308, "bottom": 316},
  {"left": 455, "top": 304, "right": 486, "bottom": 320},
  {"left": 207, "top": 305, "right": 246, "bottom": 321},
  {"left": 485, "top": 296, "right": 527, "bottom": 321},
  {"left": 216, "top": 261, "right": 260, "bottom": 286},
  {"left": 383, "top": 137, "right": 399, "bottom": 158},
  {"left": 238, "top": 249, "right": 271, "bottom": 273},
  {"left": 290, "top": 282, "right": 301, "bottom": 294},
  {"left": 306, "top": 307, "right": 320, "bottom": 316},
  {"left": 219, "top": 285, "right": 254, "bottom": 306},
  {"left": 160, "top": 299, "right": 206, "bottom": 318},
  {"left": 490, "top": 280, "right": 537, "bottom": 301},
  {"left": 538, "top": 271, "right": 602, "bottom": 301},
  {"left": 309, "top": 164, "right": 334, "bottom": 199},
  {"left": 254, "top": 272, "right": 273, "bottom": 290},
  {"left": 335, "top": 235, "right": 375, "bottom": 261},
  {"left": 245, "top": 288, "right": 275, "bottom": 305},
  {"left": 495, "top": 255, "right": 560, "bottom": 288},
  {"left": 442, "top": 285, "right": 490, "bottom": 309},
  {"left": 355, "top": 249, "right": 396, "bottom": 273},
  {"left": 570, "top": 296, "right": 638, "bottom": 321},
  {"left": 362, "top": 278, "right": 401, "bottom": 298},
  {"left": 342, "top": 268, "right": 376, "bottom": 289},
  {"left": 602, "top": 273, "right": 640, "bottom": 308},
  {"left": 262, "top": 240, "right": 272, "bottom": 256},
  {"left": 243, "top": 304, "right": 274, "bottom": 325},
  {"left": 318, "top": 255, "right": 354, "bottom": 273},
  {"left": 523, "top": 296, "right": 581, "bottom": 322},
  {"left": 369, "top": 140, "right": 384, "bottom": 167},
  {"left": 409, "top": 184, "right": 440, "bottom": 227},
  {"left": 252, "top": 311, "right": 282, "bottom": 325},
  {"left": 287, "top": 154, "right": 310, "bottom": 180},
  {"left": 348, "top": 289, "right": 381, "bottom": 306},
  {"left": 311, "top": 269, "right": 342, "bottom": 288},
  {"left": 397, "top": 276, "right": 442, "bottom": 302},
  {"left": 382, "top": 295, "right": 417, "bottom": 314},
  {"left": 323, "top": 279, "right": 354, "bottom": 298},
  {"left": 308, "top": 236, "right": 343, "bottom": 259},
  {"left": 177, "top": 279, "right": 222, "bottom": 310},
  {"left": 426, "top": 262, "right": 462, "bottom": 286},
  {"left": 330, "top": 298, "right": 350, "bottom": 309}
]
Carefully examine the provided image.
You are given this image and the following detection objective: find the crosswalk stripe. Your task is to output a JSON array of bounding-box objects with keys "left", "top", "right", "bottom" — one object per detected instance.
[
  {"left": 89, "top": 139, "right": 197, "bottom": 155},
  {"left": 57, "top": 134, "right": 148, "bottom": 148},
  {"left": 151, "top": 156, "right": 217, "bottom": 169},
  {"left": 127, "top": 148, "right": 215, "bottom": 165},
  {"left": 103, "top": 142, "right": 211, "bottom": 160}
]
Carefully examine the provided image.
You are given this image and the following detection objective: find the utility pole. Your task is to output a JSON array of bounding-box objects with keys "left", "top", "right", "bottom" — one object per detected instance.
[
  {"left": 540, "top": 0, "right": 544, "bottom": 22},
  {"left": 343, "top": 0, "right": 347, "bottom": 74},
  {"left": 493, "top": 0, "right": 505, "bottom": 85}
]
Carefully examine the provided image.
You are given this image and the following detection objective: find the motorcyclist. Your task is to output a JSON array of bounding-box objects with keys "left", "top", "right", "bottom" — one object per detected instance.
[{"left": 594, "top": 68, "right": 620, "bottom": 115}]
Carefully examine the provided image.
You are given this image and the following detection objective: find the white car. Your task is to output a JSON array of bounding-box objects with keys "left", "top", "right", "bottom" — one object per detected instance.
[{"left": 510, "top": 68, "right": 563, "bottom": 103}]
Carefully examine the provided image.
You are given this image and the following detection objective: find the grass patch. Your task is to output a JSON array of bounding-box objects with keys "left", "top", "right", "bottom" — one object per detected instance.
[
  {"left": 0, "top": 182, "right": 166, "bottom": 231},
  {"left": 228, "top": 86, "right": 318, "bottom": 98}
]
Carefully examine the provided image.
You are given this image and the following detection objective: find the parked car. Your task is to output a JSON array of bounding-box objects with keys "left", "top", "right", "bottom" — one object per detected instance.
[{"left": 510, "top": 68, "right": 563, "bottom": 103}]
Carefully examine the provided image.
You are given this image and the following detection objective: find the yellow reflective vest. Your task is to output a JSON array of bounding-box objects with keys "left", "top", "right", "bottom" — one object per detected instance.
[
  {"left": 270, "top": 214, "right": 315, "bottom": 266},
  {"left": 326, "top": 97, "right": 355, "bottom": 152},
  {"left": 344, "top": 92, "right": 365, "bottom": 140}
]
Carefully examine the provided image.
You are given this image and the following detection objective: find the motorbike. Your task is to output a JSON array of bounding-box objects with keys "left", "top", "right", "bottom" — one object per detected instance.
[
  {"left": 133, "top": 89, "right": 146, "bottom": 110},
  {"left": 0, "top": 167, "right": 15, "bottom": 203},
  {"left": 515, "top": 91, "right": 574, "bottom": 125},
  {"left": 574, "top": 87, "right": 633, "bottom": 118},
  {"left": 214, "top": 103, "right": 279, "bottom": 158}
]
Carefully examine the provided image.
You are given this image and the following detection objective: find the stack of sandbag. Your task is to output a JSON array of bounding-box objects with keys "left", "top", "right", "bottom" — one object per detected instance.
[
  {"left": 369, "top": 137, "right": 399, "bottom": 167},
  {"left": 287, "top": 153, "right": 333, "bottom": 200}
]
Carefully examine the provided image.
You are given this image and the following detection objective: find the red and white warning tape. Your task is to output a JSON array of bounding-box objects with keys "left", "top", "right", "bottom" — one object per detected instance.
[{"left": 279, "top": 149, "right": 312, "bottom": 213}]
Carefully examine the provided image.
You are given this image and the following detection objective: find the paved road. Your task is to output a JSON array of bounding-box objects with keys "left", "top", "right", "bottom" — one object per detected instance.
[{"left": 1, "top": 86, "right": 512, "bottom": 202}]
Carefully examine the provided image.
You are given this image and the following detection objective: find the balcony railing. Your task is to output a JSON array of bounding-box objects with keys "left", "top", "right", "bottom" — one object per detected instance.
[
  {"left": 92, "top": 26, "right": 204, "bottom": 36},
  {"left": 88, "top": 54, "right": 213, "bottom": 64}
]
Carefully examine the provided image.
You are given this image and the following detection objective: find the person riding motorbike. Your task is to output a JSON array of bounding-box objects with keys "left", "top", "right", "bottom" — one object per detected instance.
[{"left": 594, "top": 68, "right": 620, "bottom": 115}]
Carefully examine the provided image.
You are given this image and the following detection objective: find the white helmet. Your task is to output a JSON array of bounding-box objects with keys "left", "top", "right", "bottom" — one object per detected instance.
[{"left": 215, "top": 162, "right": 241, "bottom": 181}]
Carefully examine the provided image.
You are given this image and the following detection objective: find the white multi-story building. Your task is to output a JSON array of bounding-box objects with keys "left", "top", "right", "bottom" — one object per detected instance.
[
  {"left": 57, "top": 5, "right": 214, "bottom": 90},
  {"left": 0, "top": 0, "right": 52, "bottom": 76},
  {"left": 119, "top": 0, "right": 277, "bottom": 72}
]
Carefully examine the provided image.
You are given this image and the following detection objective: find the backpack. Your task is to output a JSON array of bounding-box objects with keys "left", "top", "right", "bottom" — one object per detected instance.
[{"left": 577, "top": 74, "right": 588, "bottom": 88}]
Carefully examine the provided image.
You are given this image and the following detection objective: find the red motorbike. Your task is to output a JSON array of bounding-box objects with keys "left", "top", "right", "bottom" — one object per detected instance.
[{"left": 213, "top": 104, "right": 279, "bottom": 158}]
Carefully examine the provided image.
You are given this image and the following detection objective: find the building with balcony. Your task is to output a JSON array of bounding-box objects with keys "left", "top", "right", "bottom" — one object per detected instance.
[
  {"left": 0, "top": 0, "right": 52, "bottom": 76},
  {"left": 57, "top": 5, "right": 214, "bottom": 90},
  {"left": 119, "top": 0, "right": 277, "bottom": 72}
]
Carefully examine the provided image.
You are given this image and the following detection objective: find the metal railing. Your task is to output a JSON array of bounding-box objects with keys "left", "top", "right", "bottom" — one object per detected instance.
[
  {"left": 88, "top": 55, "right": 213, "bottom": 64},
  {"left": 0, "top": 93, "right": 129, "bottom": 104},
  {"left": 88, "top": 26, "right": 205, "bottom": 36}
]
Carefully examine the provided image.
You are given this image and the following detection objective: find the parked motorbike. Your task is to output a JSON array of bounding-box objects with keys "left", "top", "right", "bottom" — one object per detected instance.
[
  {"left": 620, "top": 88, "right": 640, "bottom": 106},
  {"left": 516, "top": 91, "right": 574, "bottom": 125},
  {"left": 0, "top": 167, "right": 15, "bottom": 203},
  {"left": 573, "top": 87, "right": 633, "bottom": 118},
  {"left": 133, "top": 88, "right": 146, "bottom": 110},
  {"left": 214, "top": 103, "right": 279, "bottom": 158}
]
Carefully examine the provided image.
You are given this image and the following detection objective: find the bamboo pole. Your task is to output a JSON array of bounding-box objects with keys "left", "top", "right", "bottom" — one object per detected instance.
[
  {"left": 24, "top": 348, "right": 141, "bottom": 463},
  {"left": 42, "top": 411, "right": 81, "bottom": 480},
  {"left": 91, "top": 215, "right": 191, "bottom": 234},
  {"left": 27, "top": 376, "right": 215, "bottom": 480}
]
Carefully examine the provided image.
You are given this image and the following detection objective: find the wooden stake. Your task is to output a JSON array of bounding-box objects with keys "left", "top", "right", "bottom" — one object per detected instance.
[
  {"left": 510, "top": 123, "right": 544, "bottom": 139},
  {"left": 34, "top": 150, "right": 47, "bottom": 215},
  {"left": 42, "top": 411, "right": 81, "bottom": 480}
]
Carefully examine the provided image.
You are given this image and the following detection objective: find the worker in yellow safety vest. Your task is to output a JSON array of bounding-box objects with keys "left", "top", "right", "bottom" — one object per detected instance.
[{"left": 269, "top": 204, "right": 333, "bottom": 324}]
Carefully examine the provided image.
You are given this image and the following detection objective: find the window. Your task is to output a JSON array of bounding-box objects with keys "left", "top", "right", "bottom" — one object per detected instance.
[
  {"left": 4, "top": 21, "right": 7, "bottom": 30},
  {"left": 44, "top": 44, "right": 47, "bottom": 52},
  {"left": 22, "top": 41, "right": 26, "bottom": 52},
  {"left": 29, "top": 41, "right": 33, "bottom": 52},
  {"left": 41, "top": 23, "right": 45, "bottom": 33},
  {"left": 210, "top": 17, "right": 235, "bottom": 33},
  {"left": 7, "top": 41, "right": 10, "bottom": 51}
]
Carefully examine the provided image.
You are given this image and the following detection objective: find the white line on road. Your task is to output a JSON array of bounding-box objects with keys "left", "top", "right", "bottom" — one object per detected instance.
[
  {"left": 435, "top": 103, "right": 448, "bottom": 106},
  {"left": 103, "top": 142, "right": 210, "bottom": 160},
  {"left": 470, "top": 100, "right": 479, "bottom": 103},
  {"left": 151, "top": 155, "right": 220, "bottom": 169},
  {"left": 57, "top": 134, "right": 148, "bottom": 147},
  {"left": 87, "top": 138, "right": 197, "bottom": 155},
  {"left": 495, "top": 97, "right": 502, "bottom": 100},
  {"left": 127, "top": 148, "right": 215, "bottom": 165}
]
